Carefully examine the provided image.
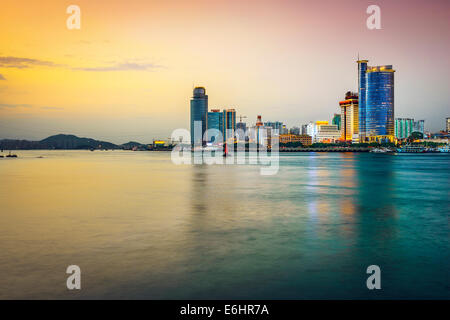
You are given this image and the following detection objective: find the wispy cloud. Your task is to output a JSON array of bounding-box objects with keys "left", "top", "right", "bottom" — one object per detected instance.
[
  {"left": 73, "top": 62, "right": 163, "bottom": 72},
  {"left": 0, "top": 56, "right": 164, "bottom": 72},
  {"left": 41, "top": 106, "right": 64, "bottom": 110},
  {"left": 0, "top": 74, "right": 6, "bottom": 80},
  {"left": 0, "top": 56, "right": 62, "bottom": 69},
  {"left": 0, "top": 103, "right": 32, "bottom": 108}
]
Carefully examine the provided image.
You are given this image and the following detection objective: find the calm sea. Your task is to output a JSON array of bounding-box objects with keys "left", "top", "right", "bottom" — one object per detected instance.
[{"left": 0, "top": 150, "right": 448, "bottom": 299}]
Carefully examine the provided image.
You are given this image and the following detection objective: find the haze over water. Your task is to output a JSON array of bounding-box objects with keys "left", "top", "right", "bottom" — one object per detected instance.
[{"left": 0, "top": 151, "right": 448, "bottom": 299}]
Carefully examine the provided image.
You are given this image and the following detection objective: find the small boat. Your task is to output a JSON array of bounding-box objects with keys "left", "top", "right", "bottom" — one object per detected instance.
[
  {"left": 438, "top": 145, "right": 450, "bottom": 153},
  {"left": 6, "top": 151, "right": 17, "bottom": 158},
  {"left": 396, "top": 145, "right": 426, "bottom": 153},
  {"left": 370, "top": 147, "right": 393, "bottom": 153}
]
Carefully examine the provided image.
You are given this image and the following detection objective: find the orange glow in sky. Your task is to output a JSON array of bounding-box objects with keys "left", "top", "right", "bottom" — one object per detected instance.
[{"left": 0, "top": 0, "right": 449, "bottom": 142}]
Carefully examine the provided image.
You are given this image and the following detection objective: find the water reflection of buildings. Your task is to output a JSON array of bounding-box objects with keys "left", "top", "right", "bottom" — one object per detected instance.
[
  {"left": 339, "top": 153, "right": 357, "bottom": 217},
  {"left": 354, "top": 154, "right": 397, "bottom": 243},
  {"left": 188, "top": 165, "right": 240, "bottom": 232}
]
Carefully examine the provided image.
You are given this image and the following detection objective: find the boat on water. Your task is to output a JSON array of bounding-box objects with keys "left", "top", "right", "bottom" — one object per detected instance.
[
  {"left": 6, "top": 151, "right": 18, "bottom": 158},
  {"left": 370, "top": 147, "right": 394, "bottom": 153},
  {"left": 396, "top": 145, "right": 426, "bottom": 153},
  {"left": 438, "top": 145, "right": 450, "bottom": 153}
]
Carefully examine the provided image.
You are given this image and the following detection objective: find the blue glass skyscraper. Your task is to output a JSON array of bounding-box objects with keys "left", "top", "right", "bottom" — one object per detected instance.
[
  {"left": 366, "top": 65, "right": 395, "bottom": 139},
  {"left": 190, "top": 87, "right": 208, "bottom": 145},
  {"left": 207, "top": 109, "right": 223, "bottom": 143},
  {"left": 357, "top": 60, "right": 395, "bottom": 142}
]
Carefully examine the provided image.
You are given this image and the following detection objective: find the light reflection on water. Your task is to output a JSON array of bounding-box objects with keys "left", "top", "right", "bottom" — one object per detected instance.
[{"left": 0, "top": 150, "right": 448, "bottom": 299}]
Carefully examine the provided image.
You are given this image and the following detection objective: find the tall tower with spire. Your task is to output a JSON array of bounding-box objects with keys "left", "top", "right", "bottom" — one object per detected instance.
[{"left": 357, "top": 58, "right": 369, "bottom": 141}]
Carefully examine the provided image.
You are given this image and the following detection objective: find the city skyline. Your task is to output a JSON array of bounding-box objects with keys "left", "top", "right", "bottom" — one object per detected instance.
[{"left": 0, "top": 0, "right": 449, "bottom": 143}]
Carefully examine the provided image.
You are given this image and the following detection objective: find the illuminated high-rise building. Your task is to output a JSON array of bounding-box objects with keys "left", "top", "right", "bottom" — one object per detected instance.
[
  {"left": 395, "top": 118, "right": 414, "bottom": 139},
  {"left": 446, "top": 117, "right": 450, "bottom": 133},
  {"left": 190, "top": 87, "right": 208, "bottom": 145},
  {"left": 339, "top": 92, "right": 359, "bottom": 142},
  {"left": 395, "top": 118, "right": 425, "bottom": 139},
  {"left": 357, "top": 59, "right": 395, "bottom": 142},
  {"left": 357, "top": 59, "right": 368, "bottom": 141},
  {"left": 366, "top": 65, "right": 395, "bottom": 141}
]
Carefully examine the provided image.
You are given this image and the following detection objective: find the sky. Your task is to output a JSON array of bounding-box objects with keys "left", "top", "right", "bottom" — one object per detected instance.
[{"left": 0, "top": 0, "right": 449, "bottom": 143}]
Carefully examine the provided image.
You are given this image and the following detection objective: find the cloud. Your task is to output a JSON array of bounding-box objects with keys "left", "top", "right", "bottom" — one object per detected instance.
[
  {"left": 0, "top": 56, "right": 61, "bottom": 69},
  {"left": 73, "top": 62, "right": 163, "bottom": 72},
  {"left": 41, "top": 106, "right": 64, "bottom": 110},
  {"left": 0, "top": 56, "right": 164, "bottom": 73},
  {"left": 0, "top": 74, "right": 6, "bottom": 80},
  {"left": 0, "top": 103, "right": 32, "bottom": 108}
]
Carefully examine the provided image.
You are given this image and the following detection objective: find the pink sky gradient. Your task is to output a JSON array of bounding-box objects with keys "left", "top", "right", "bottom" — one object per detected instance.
[{"left": 0, "top": 0, "right": 449, "bottom": 142}]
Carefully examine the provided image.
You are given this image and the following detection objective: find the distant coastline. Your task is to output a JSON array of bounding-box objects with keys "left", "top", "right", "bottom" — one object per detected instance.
[{"left": 0, "top": 134, "right": 169, "bottom": 151}]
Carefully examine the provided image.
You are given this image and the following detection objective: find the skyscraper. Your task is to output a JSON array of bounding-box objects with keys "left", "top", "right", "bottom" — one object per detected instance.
[
  {"left": 222, "top": 109, "right": 236, "bottom": 141},
  {"left": 395, "top": 118, "right": 425, "bottom": 139},
  {"left": 339, "top": 91, "right": 359, "bottom": 142},
  {"left": 395, "top": 118, "right": 414, "bottom": 139},
  {"left": 413, "top": 119, "right": 425, "bottom": 135},
  {"left": 190, "top": 87, "right": 208, "bottom": 145},
  {"left": 357, "top": 59, "right": 368, "bottom": 141},
  {"left": 366, "top": 65, "right": 395, "bottom": 141},
  {"left": 207, "top": 109, "right": 223, "bottom": 143},
  {"left": 446, "top": 117, "right": 450, "bottom": 133},
  {"left": 357, "top": 59, "right": 395, "bottom": 142},
  {"left": 264, "top": 121, "right": 283, "bottom": 132},
  {"left": 332, "top": 113, "right": 341, "bottom": 131}
]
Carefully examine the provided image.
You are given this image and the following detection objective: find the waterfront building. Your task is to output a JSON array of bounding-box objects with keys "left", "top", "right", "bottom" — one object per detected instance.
[
  {"left": 289, "top": 127, "right": 300, "bottom": 135},
  {"left": 306, "top": 122, "right": 317, "bottom": 141},
  {"left": 357, "top": 60, "right": 395, "bottom": 143},
  {"left": 236, "top": 121, "right": 247, "bottom": 132},
  {"left": 395, "top": 118, "right": 425, "bottom": 139},
  {"left": 190, "top": 87, "right": 208, "bottom": 145},
  {"left": 366, "top": 65, "right": 395, "bottom": 142},
  {"left": 315, "top": 124, "right": 341, "bottom": 143},
  {"left": 279, "top": 134, "right": 312, "bottom": 146},
  {"left": 413, "top": 120, "right": 425, "bottom": 135},
  {"left": 447, "top": 117, "right": 450, "bottom": 133},
  {"left": 222, "top": 109, "right": 236, "bottom": 141},
  {"left": 207, "top": 109, "right": 224, "bottom": 143},
  {"left": 357, "top": 59, "right": 369, "bottom": 141},
  {"left": 264, "top": 121, "right": 283, "bottom": 132},
  {"left": 339, "top": 92, "right": 359, "bottom": 142},
  {"left": 153, "top": 140, "right": 167, "bottom": 147},
  {"left": 249, "top": 115, "right": 270, "bottom": 146},
  {"left": 332, "top": 113, "right": 341, "bottom": 131},
  {"left": 395, "top": 118, "right": 414, "bottom": 140},
  {"left": 301, "top": 124, "right": 308, "bottom": 135}
]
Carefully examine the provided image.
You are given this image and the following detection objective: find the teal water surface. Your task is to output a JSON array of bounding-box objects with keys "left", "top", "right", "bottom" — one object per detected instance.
[{"left": 0, "top": 151, "right": 448, "bottom": 299}]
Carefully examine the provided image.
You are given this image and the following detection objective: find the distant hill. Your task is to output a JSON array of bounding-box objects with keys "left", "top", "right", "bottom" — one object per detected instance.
[
  {"left": 39, "top": 134, "right": 118, "bottom": 149},
  {"left": 121, "top": 141, "right": 147, "bottom": 150},
  {"left": 0, "top": 134, "right": 124, "bottom": 150}
]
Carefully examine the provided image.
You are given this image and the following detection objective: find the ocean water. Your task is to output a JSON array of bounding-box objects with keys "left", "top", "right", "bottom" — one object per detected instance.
[{"left": 0, "top": 150, "right": 448, "bottom": 299}]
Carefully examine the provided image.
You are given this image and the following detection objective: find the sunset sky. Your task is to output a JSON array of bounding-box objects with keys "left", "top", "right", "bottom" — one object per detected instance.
[{"left": 0, "top": 0, "right": 449, "bottom": 143}]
